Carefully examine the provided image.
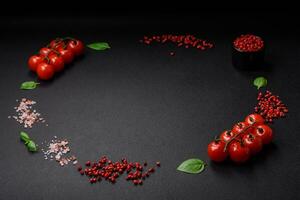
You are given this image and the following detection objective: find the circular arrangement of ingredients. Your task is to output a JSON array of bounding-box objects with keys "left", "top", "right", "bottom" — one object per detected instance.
[{"left": 8, "top": 34, "right": 288, "bottom": 186}]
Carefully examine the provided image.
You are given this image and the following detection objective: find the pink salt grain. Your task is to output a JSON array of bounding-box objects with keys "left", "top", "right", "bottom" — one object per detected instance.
[
  {"left": 42, "top": 137, "right": 77, "bottom": 167},
  {"left": 9, "top": 98, "right": 46, "bottom": 128}
]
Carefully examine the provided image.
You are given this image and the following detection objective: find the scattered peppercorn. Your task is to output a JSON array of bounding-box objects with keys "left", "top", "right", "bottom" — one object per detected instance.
[
  {"left": 78, "top": 156, "right": 160, "bottom": 186},
  {"left": 140, "top": 34, "right": 213, "bottom": 52},
  {"left": 156, "top": 161, "right": 160, "bottom": 167},
  {"left": 254, "top": 90, "right": 288, "bottom": 123}
]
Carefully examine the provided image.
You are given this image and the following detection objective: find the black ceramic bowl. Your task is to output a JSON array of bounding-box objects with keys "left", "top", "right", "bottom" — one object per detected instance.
[{"left": 232, "top": 42, "right": 265, "bottom": 70}]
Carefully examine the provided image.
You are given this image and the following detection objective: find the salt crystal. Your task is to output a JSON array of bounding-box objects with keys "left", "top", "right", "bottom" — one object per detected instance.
[
  {"left": 41, "top": 136, "right": 77, "bottom": 167},
  {"left": 9, "top": 98, "right": 46, "bottom": 128}
]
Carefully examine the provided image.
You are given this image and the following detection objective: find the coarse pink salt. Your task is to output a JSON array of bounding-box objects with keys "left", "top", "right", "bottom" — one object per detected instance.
[
  {"left": 41, "top": 137, "right": 77, "bottom": 167},
  {"left": 8, "top": 98, "right": 46, "bottom": 128}
]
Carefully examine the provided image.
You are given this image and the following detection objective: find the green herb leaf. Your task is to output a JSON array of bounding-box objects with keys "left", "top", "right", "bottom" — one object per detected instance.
[
  {"left": 177, "top": 158, "right": 206, "bottom": 174},
  {"left": 253, "top": 77, "right": 267, "bottom": 90},
  {"left": 20, "top": 131, "right": 30, "bottom": 143},
  {"left": 87, "top": 42, "right": 110, "bottom": 50},
  {"left": 26, "top": 140, "right": 37, "bottom": 152},
  {"left": 20, "top": 81, "right": 39, "bottom": 90}
]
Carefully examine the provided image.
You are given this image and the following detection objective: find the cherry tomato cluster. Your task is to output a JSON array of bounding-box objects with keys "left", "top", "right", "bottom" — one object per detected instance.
[
  {"left": 208, "top": 113, "right": 273, "bottom": 163},
  {"left": 28, "top": 37, "right": 84, "bottom": 80}
]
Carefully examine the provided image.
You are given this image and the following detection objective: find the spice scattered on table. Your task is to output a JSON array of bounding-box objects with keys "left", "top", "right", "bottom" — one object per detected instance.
[
  {"left": 140, "top": 34, "right": 213, "bottom": 51},
  {"left": 41, "top": 136, "right": 77, "bottom": 166},
  {"left": 8, "top": 98, "right": 46, "bottom": 128},
  {"left": 255, "top": 90, "right": 288, "bottom": 123},
  {"left": 233, "top": 34, "right": 264, "bottom": 52},
  {"left": 78, "top": 156, "right": 160, "bottom": 186}
]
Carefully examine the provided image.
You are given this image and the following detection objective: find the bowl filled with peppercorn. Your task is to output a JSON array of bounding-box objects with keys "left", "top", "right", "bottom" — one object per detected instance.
[{"left": 232, "top": 34, "right": 265, "bottom": 70}]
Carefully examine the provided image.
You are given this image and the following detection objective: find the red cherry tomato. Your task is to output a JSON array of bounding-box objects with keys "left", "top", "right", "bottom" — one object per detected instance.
[
  {"left": 58, "top": 48, "right": 74, "bottom": 64},
  {"left": 39, "top": 47, "right": 53, "bottom": 56},
  {"left": 229, "top": 142, "right": 250, "bottom": 163},
  {"left": 254, "top": 124, "right": 273, "bottom": 144},
  {"left": 245, "top": 113, "right": 265, "bottom": 126},
  {"left": 207, "top": 140, "right": 228, "bottom": 162},
  {"left": 242, "top": 134, "right": 263, "bottom": 155},
  {"left": 28, "top": 55, "right": 44, "bottom": 72},
  {"left": 220, "top": 130, "right": 235, "bottom": 142},
  {"left": 232, "top": 122, "right": 248, "bottom": 138},
  {"left": 49, "top": 54, "right": 65, "bottom": 72},
  {"left": 67, "top": 40, "right": 84, "bottom": 56},
  {"left": 36, "top": 63, "right": 55, "bottom": 80},
  {"left": 49, "top": 38, "right": 63, "bottom": 49}
]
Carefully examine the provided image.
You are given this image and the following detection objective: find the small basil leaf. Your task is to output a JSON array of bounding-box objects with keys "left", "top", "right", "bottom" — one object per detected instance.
[
  {"left": 87, "top": 42, "right": 110, "bottom": 50},
  {"left": 20, "top": 81, "right": 39, "bottom": 90},
  {"left": 27, "top": 140, "right": 37, "bottom": 152},
  {"left": 253, "top": 77, "right": 267, "bottom": 90},
  {"left": 177, "top": 158, "right": 206, "bottom": 174},
  {"left": 20, "top": 131, "right": 30, "bottom": 142}
]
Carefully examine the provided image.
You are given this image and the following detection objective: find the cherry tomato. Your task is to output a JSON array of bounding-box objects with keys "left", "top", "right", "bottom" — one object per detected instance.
[
  {"left": 49, "top": 54, "right": 65, "bottom": 72},
  {"left": 229, "top": 142, "right": 250, "bottom": 163},
  {"left": 220, "top": 130, "right": 235, "bottom": 142},
  {"left": 39, "top": 47, "right": 53, "bottom": 56},
  {"left": 67, "top": 40, "right": 84, "bottom": 56},
  {"left": 36, "top": 63, "right": 55, "bottom": 80},
  {"left": 28, "top": 55, "right": 44, "bottom": 72},
  {"left": 207, "top": 140, "right": 228, "bottom": 162},
  {"left": 245, "top": 113, "right": 265, "bottom": 126},
  {"left": 254, "top": 124, "right": 273, "bottom": 144},
  {"left": 57, "top": 48, "right": 74, "bottom": 64},
  {"left": 49, "top": 38, "right": 63, "bottom": 49},
  {"left": 242, "top": 134, "right": 263, "bottom": 155},
  {"left": 232, "top": 122, "right": 248, "bottom": 137}
]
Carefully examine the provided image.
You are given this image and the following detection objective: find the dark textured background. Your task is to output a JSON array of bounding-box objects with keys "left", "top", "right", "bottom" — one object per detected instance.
[{"left": 0, "top": 12, "right": 300, "bottom": 200}]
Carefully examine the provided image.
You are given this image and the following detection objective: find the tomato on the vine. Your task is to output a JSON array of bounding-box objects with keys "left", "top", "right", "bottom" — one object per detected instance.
[
  {"left": 36, "top": 63, "right": 55, "bottom": 80},
  {"left": 245, "top": 113, "right": 265, "bottom": 126},
  {"left": 242, "top": 134, "right": 263, "bottom": 155},
  {"left": 232, "top": 122, "right": 247, "bottom": 136},
  {"left": 229, "top": 142, "right": 250, "bottom": 163},
  {"left": 67, "top": 40, "right": 84, "bottom": 56},
  {"left": 28, "top": 55, "right": 44, "bottom": 72},
  {"left": 49, "top": 38, "right": 63, "bottom": 49},
  {"left": 57, "top": 48, "right": 74, "bottom": 64},
  {"left": 220, "top": 130, "right": 235, "bottom": 142},
  {"left": 39, "top": 47, "right": 53, "bottom": 56},
  {"left": 254, "top": 124, "right": 273, "bottom": 144},
  {"left": 207, "top": 140, "right": 228, "bottom": 162},
  {"left": 49, "top": 54, "right": 65, "bottom": 72}
]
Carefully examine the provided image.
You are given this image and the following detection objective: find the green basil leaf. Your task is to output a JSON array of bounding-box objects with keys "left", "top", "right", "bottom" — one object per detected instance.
[
  {"left": 177, "top": 158, "right": 206, "bottom": 174},
  {"left": 253, "top": 77, "right": 267, "bottom": 90},
  {"left": 87, "top": 42, "right": 110, "bottom": 50},
  {"left": 20, "top": 81, "right": 39, "bottom": 90},
  {"left": 27, "top": 140, "right": 37, "bottom": 152},
  {"left": 20, "top": 131, "right": 30, "bottom": 142}
]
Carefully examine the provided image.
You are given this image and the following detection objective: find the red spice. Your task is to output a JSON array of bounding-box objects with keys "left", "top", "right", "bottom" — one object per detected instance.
[
  {"left": 141, "top": 34, "right": 213, "bottom": 52},
  {"left": 79, "top": 156, "right": 160, "bottom": 186},
  {"left": 254, "top": 90, "right": 288, "bottom": 123},
  {"left": 233, "top": 34, "right": 264, "bottom": 52},
  {"left": 156, "top": 161, "right": 161, "bottom": 167}
]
